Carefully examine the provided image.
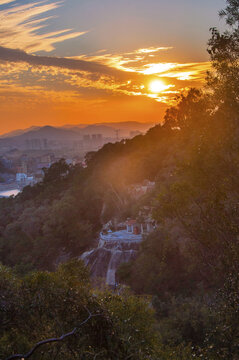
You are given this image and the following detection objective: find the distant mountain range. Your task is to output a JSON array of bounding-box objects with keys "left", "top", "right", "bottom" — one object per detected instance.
[
  {"left": 0, "top": 122, "right": 154, "bottom": 139},
  {"left": 0, "top": 126, "right": 41, "bottom": 138},
  {"left": 0, "top": 122, "right": 155, "bottom": 151}
]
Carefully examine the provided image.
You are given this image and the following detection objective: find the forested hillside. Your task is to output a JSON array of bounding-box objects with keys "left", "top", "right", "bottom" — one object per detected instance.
[{"left": 0, "top": 1, "right": 239, "bottom": 358}]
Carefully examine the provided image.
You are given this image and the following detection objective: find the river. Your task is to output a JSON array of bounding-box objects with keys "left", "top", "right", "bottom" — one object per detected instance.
[{"left": 0, "top": 189, "right": 20, "bottom": 197}]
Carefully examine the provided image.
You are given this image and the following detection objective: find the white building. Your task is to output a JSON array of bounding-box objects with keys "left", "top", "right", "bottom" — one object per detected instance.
[
  {"left": 16, "top": 173, "right": 27, "bottom": 182},
  {"left": 16, "top": 173, "right": 34, "bottom": 186}
]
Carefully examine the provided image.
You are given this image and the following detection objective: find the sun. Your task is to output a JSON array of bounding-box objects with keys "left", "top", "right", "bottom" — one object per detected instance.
[{"left": 149, "top": 80, "right": 168, "bottom": 93}]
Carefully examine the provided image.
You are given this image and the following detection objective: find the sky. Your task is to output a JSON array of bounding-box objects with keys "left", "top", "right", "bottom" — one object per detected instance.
[{"left": 0, "top": 0, "right": 226, "bottom": 134}]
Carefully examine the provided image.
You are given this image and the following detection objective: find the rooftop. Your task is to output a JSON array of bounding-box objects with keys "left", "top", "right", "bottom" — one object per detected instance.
[{"left": 100, "top": 230, "right": 142, "bottom": 243}]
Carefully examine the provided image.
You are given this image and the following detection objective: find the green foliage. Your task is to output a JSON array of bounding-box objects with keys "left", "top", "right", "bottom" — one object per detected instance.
[
  {"left": 153, "top": 295, "right": 214, "bottom": 347},
  {"left": 219, "top": 0, "right": 239, "bottom": 25},
  {"left": 42, "top": 158, "right": 70, "bottom": 184},
  {"left": 207, "top": 0, "right": 239, "bottom": 111},
  {"left": 0, "top": 160, "right": 102, "bottom": 270},
  {"left": 0, "top": 2, "right": 239, "bottom": 358},
  {"left": 200, "top": 273, "right": 239, "bottom": 359},
  {"left": 118, "top": 231, "right": 193, "bottom": 296},
  {"left": 0, "top": 261, "right": 161, "bottom": 359},
  {"left": 117, "top": 3, "right": 239, "bottom": 357}
]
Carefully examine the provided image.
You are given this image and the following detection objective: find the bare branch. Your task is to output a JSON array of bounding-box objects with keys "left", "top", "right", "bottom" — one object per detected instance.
[{"left": 5, "top": 308, "right": 100, "bottom": 360}]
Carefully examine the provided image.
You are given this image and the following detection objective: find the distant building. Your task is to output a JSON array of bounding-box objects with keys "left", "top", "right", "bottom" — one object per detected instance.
[
  {"left": 126, "top": 219, "right": 141, "bottom": 235},
  {"left": 25, "top": 138, "right": 49, "bottom": 150},
  {"left": 0, "top": 156, "right": 12, "bottom": 169},
  {"left": 16, "top": 173, "right": 27, "bottom": 182},
  {"left": 43, "top": 138, "right": 48, "bottom": 149},
  {"left": 35, "top": 170, "right": 44, "bottom": 182},
  {"left": 16, "top": 173, "right": 34, "bottom": 186},
  {"left": 83, "top": 135, "right": 91, "bottom": 142},
  {"left": 65, "top": 158, "right": 75, "bottom": 166},
  {"left": 91, "top": 134, "right": 103, "bottom": 150},
  {"left": 36, "top": 163, "right": 50, "bottom": 175},
  {"left": 125, "top": 217, "right": 155, "bottom": 235},
  {"left": 20, "top": 161, "right": 28, "bottom": 174},
  {"left": 40, "top": 153, "right": 54, "bottom": 164},
  {"left": 128, "top": 180, "right": 155, "bottom": 198},
  {"left": 73, "top": 140, "right": 84, "bottom": 150}
]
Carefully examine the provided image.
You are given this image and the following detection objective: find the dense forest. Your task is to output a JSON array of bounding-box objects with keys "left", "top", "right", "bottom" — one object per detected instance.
[{"left": 0, "top": 1, "right": 239, "bottom": 359}]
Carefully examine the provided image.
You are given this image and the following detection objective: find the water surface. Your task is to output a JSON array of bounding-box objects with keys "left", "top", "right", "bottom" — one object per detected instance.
[{"left": 0, "top": 189, "right": 20, "bottom": 197}]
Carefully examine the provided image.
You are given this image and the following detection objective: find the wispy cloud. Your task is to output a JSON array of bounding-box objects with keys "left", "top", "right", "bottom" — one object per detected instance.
[
  {"left": 0, "top": 1, "right": 87, "bottom": 52},
  {"left": 0, "top": 46, "right": 127, "bottom": 78},
  {"left": 158, "top": 62, "right": 210, "bottom": 80},
  {"left": 75, "top": 46, "right": 210, "bottom": 82},
  {"left": 0, "top": 0, "right": 15, "bottom": 5},
  {"left": 75, "top": 46, "right": 173, "bottom": 73}
]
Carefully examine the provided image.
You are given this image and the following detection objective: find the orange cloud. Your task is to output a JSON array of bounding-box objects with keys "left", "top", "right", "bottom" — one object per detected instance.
[
  {"left": 0, "top": 42, "right": 210, "bottom": 133},
  {"left": 0, "top": 44, "right": 211, "bottom": 109},
  {"left": 74, "top": 46, "right": 210, "bottom": 84}
]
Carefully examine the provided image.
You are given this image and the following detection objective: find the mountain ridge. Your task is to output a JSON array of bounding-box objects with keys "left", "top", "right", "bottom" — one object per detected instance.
[{"left": 0, "top": 121, "right": 155, "bottom": 139}]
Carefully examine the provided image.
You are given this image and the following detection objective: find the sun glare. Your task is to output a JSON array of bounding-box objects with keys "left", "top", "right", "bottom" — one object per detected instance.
[{"left": 149, "top": 80, "right": 168, "bottom": 93}]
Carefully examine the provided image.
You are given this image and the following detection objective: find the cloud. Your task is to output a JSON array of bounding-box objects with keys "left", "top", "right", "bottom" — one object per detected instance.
[
  {"left": 0, "top": 0, "right": 14, "bottom": 4},
  {"left": 0, "top": 42, "right": 210, "bottom": 93},
  {"left": 0, "top": 46, "right": 129, "bottom": 79},
  {"left": 156, "top": 62, "right": 210, "bottom": 80},
  {"left": 0, "top": 1, "right": 87, "bottom": 52},
  {"left": 0, "top": 0, "right": 210, "bottom": 105},
  {"left": 70, "top": 46, "right": 210, "bottom": 103},
  {"left": 75, "top": 46, "right": 210, "bottom": 82},
  {"left": 74, "top": 46, "right": 173, "bottom": 73},
  {"left": 0, "top": 2, "right": 212, "bottom": 133},
  {"left": 0, "top": 44, "right": 211, "bottom": 108},
  {"left": 136, "top": 47, "right": 172, "bottom": 54},
  {"left": 0, "top": 44, "right": 211, "bottom": 133}
]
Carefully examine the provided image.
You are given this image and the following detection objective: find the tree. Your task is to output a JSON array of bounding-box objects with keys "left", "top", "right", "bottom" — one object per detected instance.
[
  {"left": 43, "top": 159, "right": 70, "bottom": 184},
  {"left": 207, "top": 0, "right": 239, "bottom": 113},
  {"left": 200, "top": 273, "right": 239, "bottom": 359},
  {"left": 0, "top": 261, "right": 162, "bottom": 360}
]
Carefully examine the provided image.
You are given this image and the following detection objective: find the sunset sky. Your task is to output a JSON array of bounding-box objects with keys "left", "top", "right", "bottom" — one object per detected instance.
[{"left": 0, "top": 0, "right": 225, "bottom": 134}]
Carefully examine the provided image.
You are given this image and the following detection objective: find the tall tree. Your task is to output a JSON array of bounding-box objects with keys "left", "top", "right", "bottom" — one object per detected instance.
[{"left": 207, "top": 0, "right": 239, "bottom": 113}]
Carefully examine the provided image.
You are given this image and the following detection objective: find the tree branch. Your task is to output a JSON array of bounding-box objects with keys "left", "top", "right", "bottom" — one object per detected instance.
[{"left": 5, "top": 308, "right": 100, "bottom": 360}]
